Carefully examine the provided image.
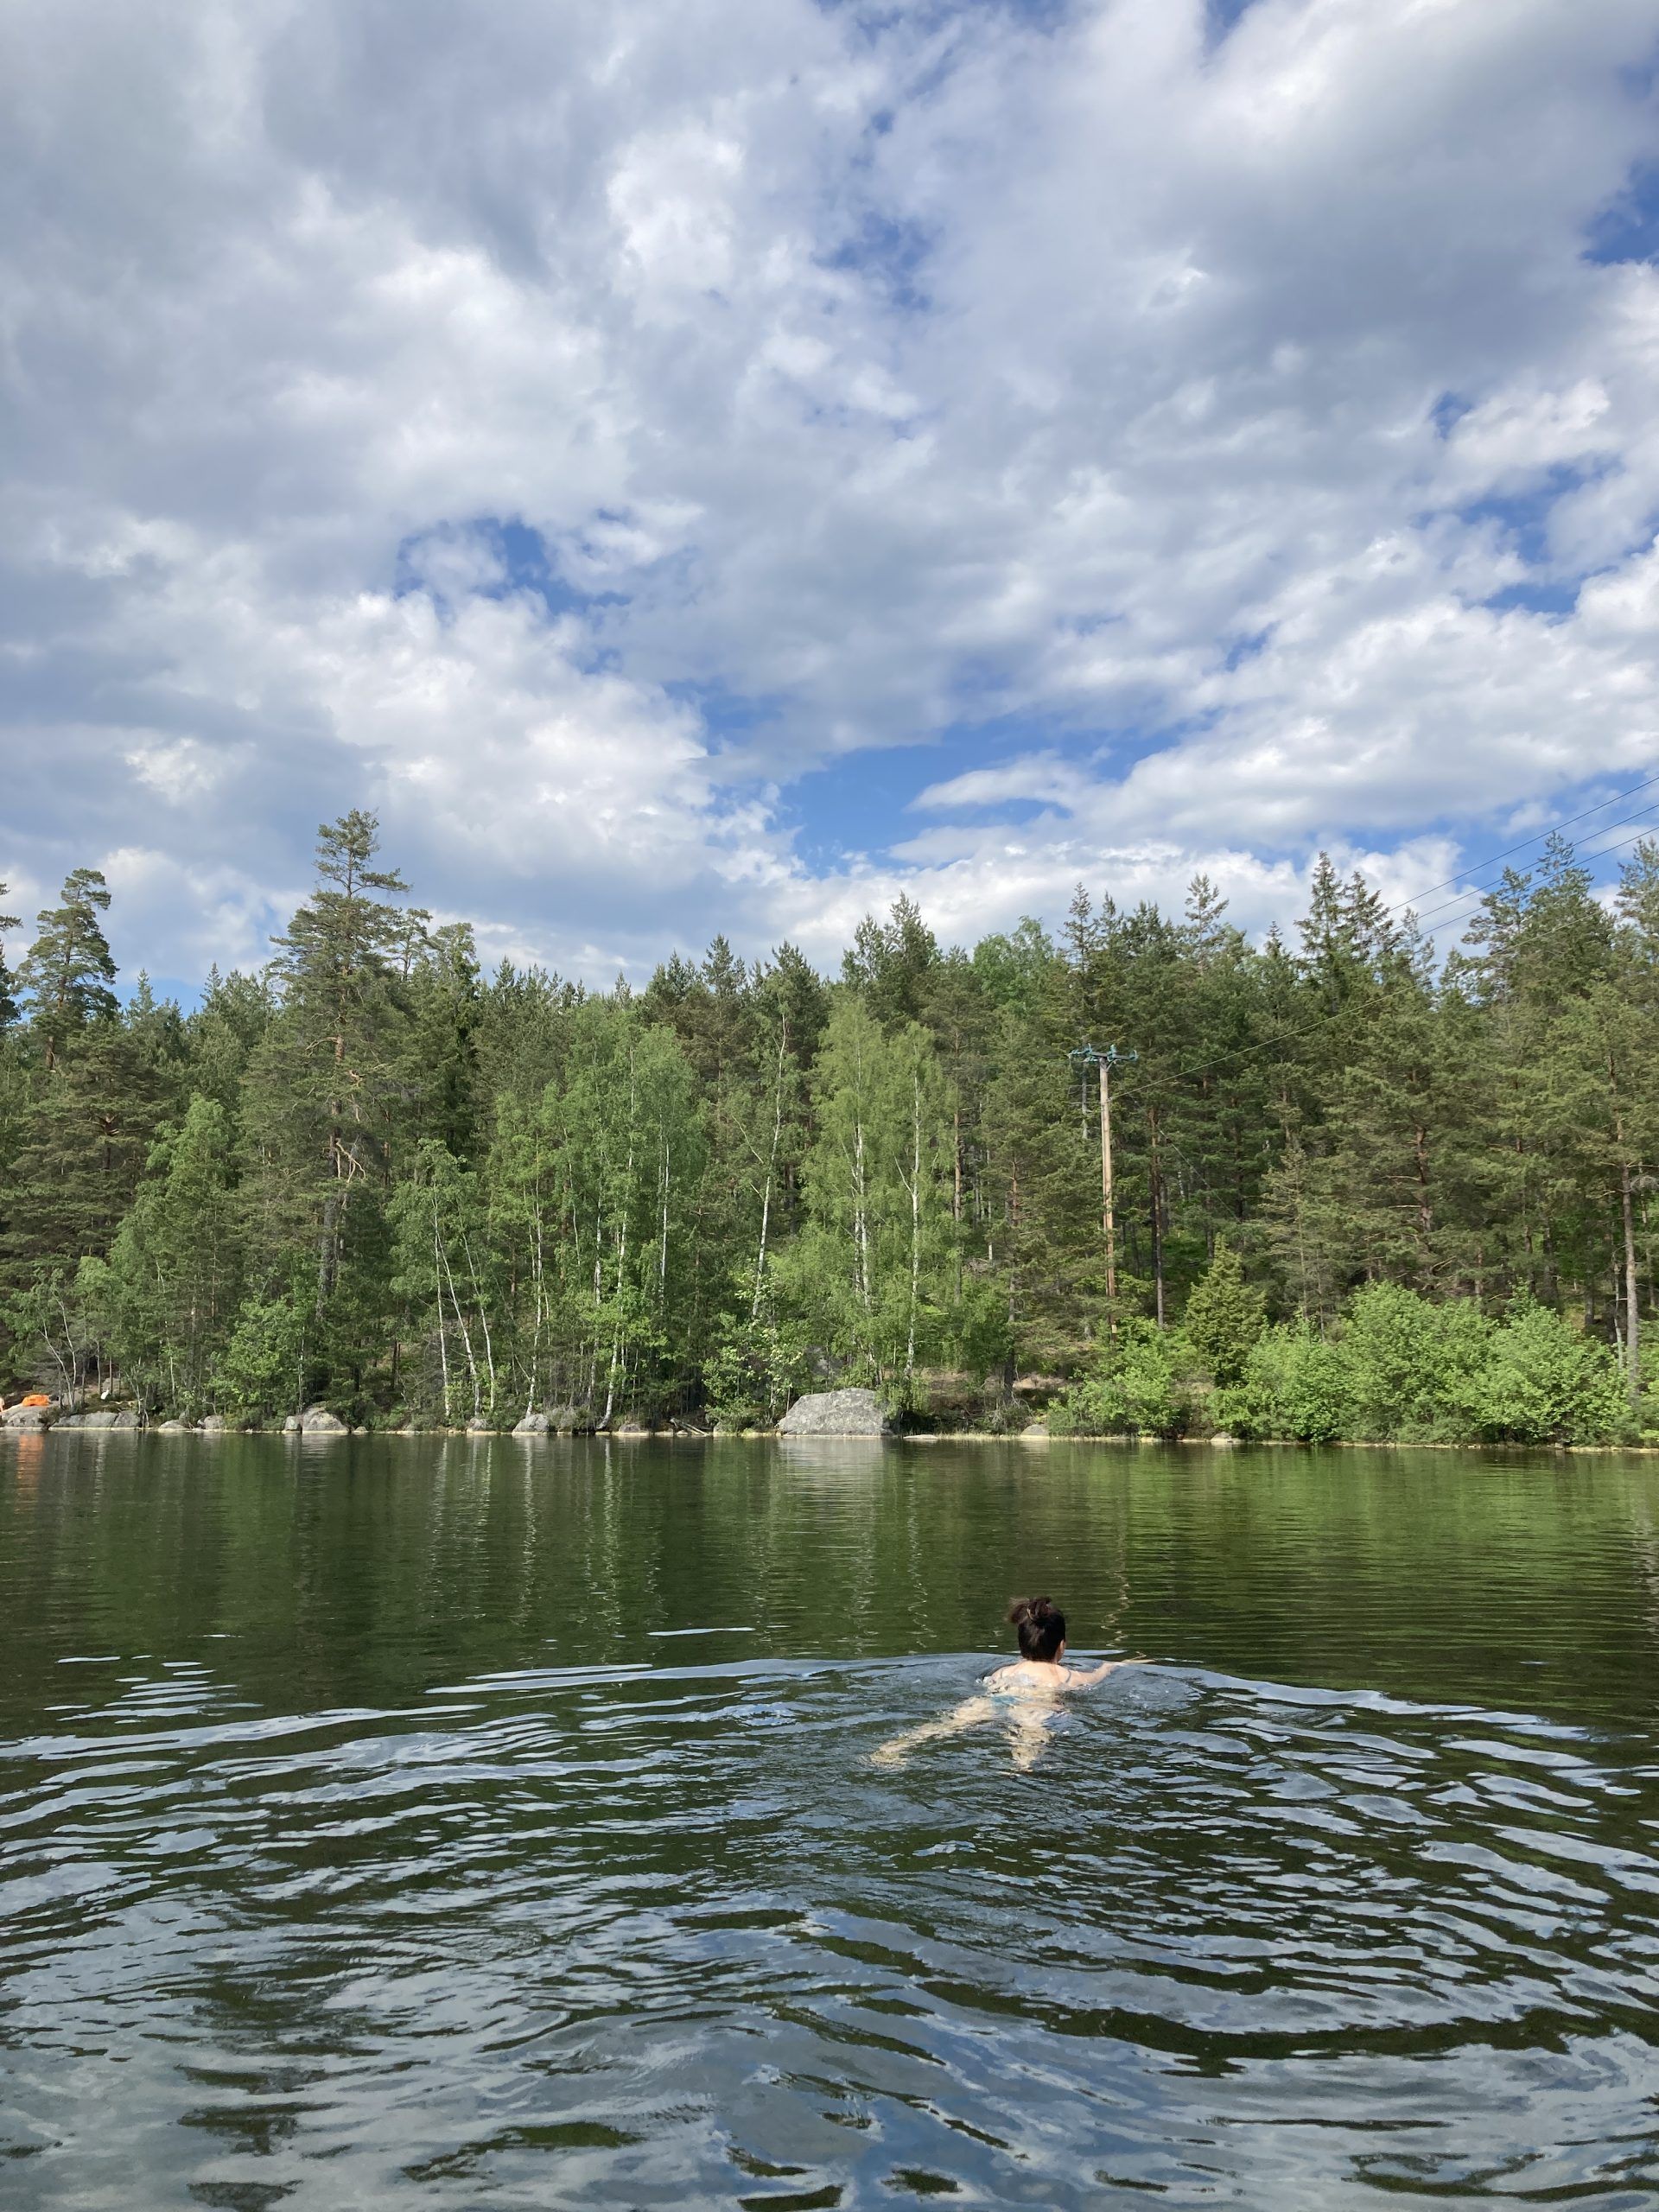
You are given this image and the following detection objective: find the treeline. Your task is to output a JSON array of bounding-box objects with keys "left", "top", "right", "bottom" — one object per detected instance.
[{"left": 2, "top": 811, "right": 1657, "bottom": 1440}]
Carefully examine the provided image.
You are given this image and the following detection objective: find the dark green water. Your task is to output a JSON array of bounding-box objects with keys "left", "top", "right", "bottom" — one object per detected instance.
[{"left": 3, "top": 1434, "right": 1657, "bottom": 2209}]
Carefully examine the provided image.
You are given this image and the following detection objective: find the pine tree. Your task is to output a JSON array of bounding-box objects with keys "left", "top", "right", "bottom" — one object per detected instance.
[
  {"left": 18, "top": 868, "right": 118, "bottom": 1070},
  {"left": 245, "top": 812, "right": 412, "bottom": 1325}
]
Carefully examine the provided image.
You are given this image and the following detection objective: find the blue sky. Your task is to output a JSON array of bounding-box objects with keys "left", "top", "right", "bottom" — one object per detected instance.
[{"left": 2, "top": 0, "right": 1658, "bottom": 995}]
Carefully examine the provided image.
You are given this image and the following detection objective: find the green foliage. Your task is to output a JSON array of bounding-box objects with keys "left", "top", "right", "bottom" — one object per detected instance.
[
  {"left": 953, "top": 1275, "right": 1014, "bottom": 1382},
  {"left": 1053, "top": 1322, "right": 1201, "bottom": 1439},
  {"left": 0, "top": 881, "right": 21, "bottom": 1034},
  {"left": 702, "top": 1304, "right": 807, "bottom": 1430},
  {"left": 1183, "top": 1241, "right": 1266, "bottom": 1384},
  {"left": 791, "top": 1000, "right": 955, "bottom": 1381},
  {"left": 4, "top": 821, "right": 1659, "bottom": 1440},
  {"left": 85, "top": 1096, "right": 243, "bottom": 1414},
  {"left": 2, "top": 1265, "right": 96, "bottom": 1400},
  {"left": 213, "top": 1284, "right": 311, "bottom": 1422},
  {"left": 1339, "top": 1282, "right": 1492, "bottom": 1441},
  {"left": 1471, "top": 1300, "right": 1627, "bottom": 1446},
  {"left": 17, "top": 868, "right": 118, "bottom": 1065},
  {"left": 1226, "top": 1323, "right": 1352, "bottom": 1444}
]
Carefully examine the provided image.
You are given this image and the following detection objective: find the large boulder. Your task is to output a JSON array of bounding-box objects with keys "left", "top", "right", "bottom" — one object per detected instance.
[
  {"left": 156, "top": 1419, "right": 191, "bottom": 1433},
  {"left": 199, "top": 1414, "right": 228, "bottom": 1433},
  {"left": 512, "top": 1411, "right": 550, "bottom": 1435},
  {"left": 300, "top": 1405, "right": 347, "bottom": 1435},
  {"left": 779, "top": 1387, "right": 893, "bottom": 1438},
  {"left": 3, "top": 1403, "right": 51, "bottom": 1428}
]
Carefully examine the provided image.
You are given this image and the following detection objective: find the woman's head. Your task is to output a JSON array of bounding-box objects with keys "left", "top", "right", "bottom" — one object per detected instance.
[{"left": 1007, "top": 1595, "right": 1066, "bottom": 1662}]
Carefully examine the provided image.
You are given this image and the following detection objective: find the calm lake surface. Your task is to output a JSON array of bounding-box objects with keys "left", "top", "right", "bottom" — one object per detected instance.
[{"left": 2, "top": 1435, "right": 1657, "bottom": 2210}]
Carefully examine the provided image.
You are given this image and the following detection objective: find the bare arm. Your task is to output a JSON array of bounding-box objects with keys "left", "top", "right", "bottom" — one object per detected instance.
[{"left": 1064, "top": 1656, "right": 1146, "bottom": 1689}]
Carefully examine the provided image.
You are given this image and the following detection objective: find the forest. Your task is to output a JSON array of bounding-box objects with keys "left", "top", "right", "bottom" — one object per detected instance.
[{"left": 2, "top": 809, "right": 1656, "bottom": 1446}]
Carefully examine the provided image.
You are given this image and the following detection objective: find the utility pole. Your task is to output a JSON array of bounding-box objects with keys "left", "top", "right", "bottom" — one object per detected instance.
[{"left": 1069, "top": 1043, "right": 1137, "bottom": 1323}]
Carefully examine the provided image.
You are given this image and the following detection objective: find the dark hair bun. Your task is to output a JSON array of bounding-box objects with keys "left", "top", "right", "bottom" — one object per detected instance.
[{"left": 1007, "top": 1594, "right": 1066, "bottom": 1659}]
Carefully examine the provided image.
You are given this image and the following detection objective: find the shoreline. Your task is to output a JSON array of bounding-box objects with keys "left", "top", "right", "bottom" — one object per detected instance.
[{"left": 6, "top": 1423, "right": 1659, "bottom": 1456}]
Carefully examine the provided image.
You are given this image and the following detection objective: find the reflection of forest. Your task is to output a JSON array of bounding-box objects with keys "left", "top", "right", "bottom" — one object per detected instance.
[{"left": 3, "top": 1437, "right": 1658, "bottom": 1728}]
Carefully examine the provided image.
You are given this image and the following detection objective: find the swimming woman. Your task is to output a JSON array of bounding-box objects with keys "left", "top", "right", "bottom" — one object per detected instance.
[{"left": 871, "top": 1596, "right": 1142, "bottom": 1772}]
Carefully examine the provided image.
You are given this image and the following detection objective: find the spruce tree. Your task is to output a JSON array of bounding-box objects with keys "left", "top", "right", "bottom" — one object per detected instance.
[
  {"left": 1183, "top": 1240, "right": 1267, "bottom": 1384},
  {"left": 86, "top": 1095, "right": 243, "bottom": 1414}
]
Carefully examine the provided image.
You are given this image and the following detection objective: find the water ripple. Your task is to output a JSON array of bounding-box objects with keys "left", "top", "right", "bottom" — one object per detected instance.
[{"left": 3, "top": 1436, "right": 1658, "bottom": 2207}]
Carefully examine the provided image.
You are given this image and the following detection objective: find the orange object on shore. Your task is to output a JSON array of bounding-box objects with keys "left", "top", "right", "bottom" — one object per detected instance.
[{"left": 19, "top": 1394, "right": 50, "bottom": 1408}]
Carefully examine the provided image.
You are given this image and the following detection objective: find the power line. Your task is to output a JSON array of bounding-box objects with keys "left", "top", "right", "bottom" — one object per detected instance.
[
  {"left": 1116, "top": 786, "right": 1659, "bottom": 1096},
  {"left": 1402, "top": 813, "right": 1659, "bottom": 949},
  {"left": 1377, "top": 765, "right": 1659, "bottom": 921},
  {"left": 1404, "top": 801, "right": 1659, "bottom": 938}
]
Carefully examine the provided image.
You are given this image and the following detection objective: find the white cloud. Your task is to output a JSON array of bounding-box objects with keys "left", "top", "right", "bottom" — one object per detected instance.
[{"left": 1, "top": 0, "right": 1657, "bottom": 983}]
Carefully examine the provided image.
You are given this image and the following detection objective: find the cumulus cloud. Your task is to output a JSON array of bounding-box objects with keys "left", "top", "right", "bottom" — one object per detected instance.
[{"left": 0, "top": 0, "right": 1656, "bottom": 983}]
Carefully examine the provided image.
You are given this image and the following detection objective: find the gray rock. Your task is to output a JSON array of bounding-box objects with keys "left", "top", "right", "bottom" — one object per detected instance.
[
  {"left": 199, "top": 1414, "right": 227, "bottom": 1433},
  {"left": 613, "top": 1417, "right": 652, "bottom": 1436},
  {"left": 157, "top": 1419, "right": 191, "bottom": 1433},
  {"left": 778, "top": 1388, "right": 892, "bottom": 1438},
  {"left": 512, "top": 1411, "right": 550, "bottom": 1435},
  {"left": 3, "top": 1407, "right": 48, "bottom": 1428},
  {"left": 547, "top": 1407, "right": 588, "bottom": 1433},
  {"left": 300, "top": 1406, "right": 347, "bottom": 1435},
  {"left": 466, "top": 1415, "right": 494, "bottom": 1433},
  {"left": 283, "top": 1414, "right": 302, "bottom": 1433},
  {"left": 111, "top": 1409, "right": 141, "bottom": 1428},
  {"left": 352, "top": 1425, "right": 370, "bottom": 1435}
]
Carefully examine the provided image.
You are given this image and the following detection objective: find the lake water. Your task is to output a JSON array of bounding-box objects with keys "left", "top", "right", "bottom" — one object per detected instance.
[{"left": 2, "top": 1433, "right": 1657, "bottom": 2209}]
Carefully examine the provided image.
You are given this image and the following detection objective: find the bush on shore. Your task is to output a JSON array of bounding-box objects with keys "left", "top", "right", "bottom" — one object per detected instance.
[{"left": 1051, "top": 1275, "right": 1637, "bottom": 1448}]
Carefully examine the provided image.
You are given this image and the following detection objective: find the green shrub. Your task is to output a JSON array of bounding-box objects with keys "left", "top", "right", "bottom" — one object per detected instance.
[
  {"left": 215, "top": 1287, "right": 309, "bottom": 1423},
  {"left": 953, "top": 1277, "right": 1014, "bottom": 1383},
  {"left": 880, "top": 1371, "right": 930, "bottom": 1429},
  {"left": 1232, "top": 1322, "right": 1351, "bottom": 1443},
  {"left": 970, "top": 1391, "right": 1033, "bottom": 1436},
  {"left": 702, "top": 1309, "right": 807, "bottom": 1428},
  {"left": 1471, "top": 1300, "right": 1626, "bottom": 1445},
  {"left": 1055, "top": 1322, "right": 1202, "bottom": 1439},
  {"left": 1341, "top": 1283, "right": 1493, "bottom": 1441}
]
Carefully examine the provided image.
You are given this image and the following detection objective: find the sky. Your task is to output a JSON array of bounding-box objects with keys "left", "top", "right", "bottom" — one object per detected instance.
[{"left": 3, "top": 0, "right": 1658, "bottom": 994}]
